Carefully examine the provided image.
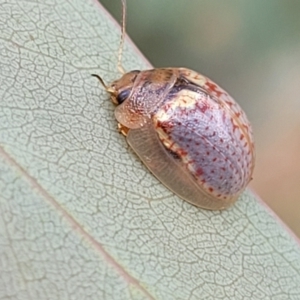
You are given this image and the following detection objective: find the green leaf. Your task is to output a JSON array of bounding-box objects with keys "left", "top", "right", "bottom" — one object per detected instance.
[{"left": 1, "top": 0, "right": 300, "bottom": 299}]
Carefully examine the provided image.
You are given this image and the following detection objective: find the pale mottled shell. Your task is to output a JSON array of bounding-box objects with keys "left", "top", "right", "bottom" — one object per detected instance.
[{"left": 111, "top": 68, "right": 255, "bottom": 210}]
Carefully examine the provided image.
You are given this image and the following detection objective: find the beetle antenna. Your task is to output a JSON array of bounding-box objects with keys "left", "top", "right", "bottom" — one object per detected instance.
[
  {"left": 91, "top": 74, "right": 116, "bottom": 95},
  {"left": 117, "top": 0, "right": 126, "bottom": 75},
  {"left": 91, "top": 74, "right": 107, "bottom": 89}
]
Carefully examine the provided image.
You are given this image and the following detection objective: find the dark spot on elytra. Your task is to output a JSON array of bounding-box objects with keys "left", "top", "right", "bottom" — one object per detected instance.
[
  {"left": 156, "top": 120, "right": 173, "bottom": 133},
  {"left": 168, "top": 75, "right": 209, "bottom": 98},
  {"left": 166, "top": 149, "right": 181, "bottom": 160}
]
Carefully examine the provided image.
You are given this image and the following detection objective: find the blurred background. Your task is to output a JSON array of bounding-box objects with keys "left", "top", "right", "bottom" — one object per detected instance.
[{"left": 101, "top": 0, "right": 300, "bottom": 237}]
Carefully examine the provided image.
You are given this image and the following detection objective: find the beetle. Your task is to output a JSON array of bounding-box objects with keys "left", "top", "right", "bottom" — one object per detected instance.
[{"left": 92, "top": 1, "right": 255, "bottom": 210}]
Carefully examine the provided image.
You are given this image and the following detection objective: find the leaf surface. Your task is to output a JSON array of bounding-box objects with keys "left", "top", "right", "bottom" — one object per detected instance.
[{"left": 1, "top": 0, "right": 300, "bottom": 299}]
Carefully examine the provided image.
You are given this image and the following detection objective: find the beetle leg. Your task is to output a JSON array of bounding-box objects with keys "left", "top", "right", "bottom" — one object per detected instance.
[{"left": 117, "top": 123, "right": 130, "bottom": 136}]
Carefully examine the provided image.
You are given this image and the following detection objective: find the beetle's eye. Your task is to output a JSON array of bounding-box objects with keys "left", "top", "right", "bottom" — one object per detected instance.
[{"left": 117, "top": 89, "right": 131, "bottom": 104}]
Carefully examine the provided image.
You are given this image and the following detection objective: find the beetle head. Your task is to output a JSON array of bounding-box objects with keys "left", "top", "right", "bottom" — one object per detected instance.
[{"left": 92, "top": 70, "right": 140, "bottom": 105}]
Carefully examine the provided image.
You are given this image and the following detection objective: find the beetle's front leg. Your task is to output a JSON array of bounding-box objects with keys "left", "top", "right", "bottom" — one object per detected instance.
[{"left": 117, "top": 123, "right": 130, "bottom": 137}]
